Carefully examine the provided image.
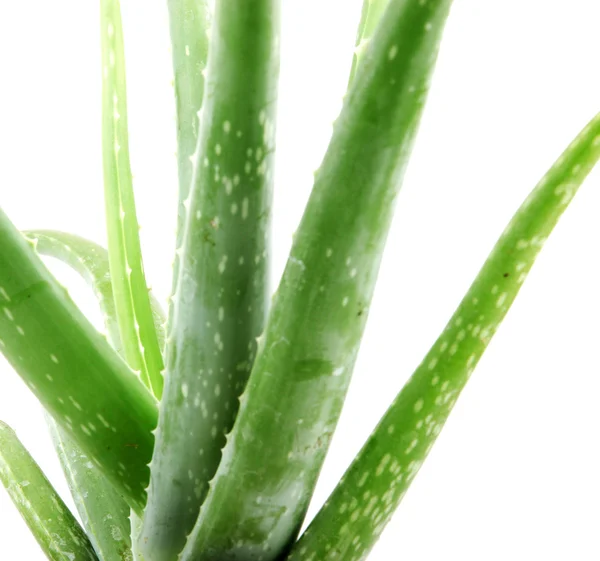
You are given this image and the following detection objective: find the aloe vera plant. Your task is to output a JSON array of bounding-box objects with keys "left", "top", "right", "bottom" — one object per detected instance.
[{"left": 1, "top": 1, "right": 599, "bottom": 561}]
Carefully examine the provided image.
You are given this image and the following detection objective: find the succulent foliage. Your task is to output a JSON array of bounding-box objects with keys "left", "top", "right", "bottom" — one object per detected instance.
[{"left": 0, "top": 1, "right": 598, "bottom": 561}]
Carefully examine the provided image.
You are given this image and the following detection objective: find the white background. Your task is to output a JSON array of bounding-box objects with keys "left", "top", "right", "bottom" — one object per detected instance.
[{"left": 1, "top": 1, "right": 600, "bottom": 559}]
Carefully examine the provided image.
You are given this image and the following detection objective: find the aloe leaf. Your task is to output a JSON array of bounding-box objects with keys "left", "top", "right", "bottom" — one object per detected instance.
[
  {"left": 179, "top": 2, "right": 453, "bottom": 561},
  {"left": 25, "top": 230, "right": 120, "bottom": 351},
  {"left": 285, "top": 112, "right": 600, "bottom": 561},
  {"left": 166, "top": 0, "right": 211, "bottom": 429},
  {"left": 25, "top": 230, "right": 166, "bottom": 354},
  {"left": 23, "top": 229, "right": 169, "bottom": 561},
  {"left": 0, "top": 421, "right": 99, "bottom": 561},
  {"left": 166, "top": 0, "right": 211, "bottom": 303},
  {"left": 47, "top": 420, "right": 133, "bottom": 561},
  {"left": 139, "top": 1, "right": 281, "bottom": 559},
  {"left": 101, "top": 0, "right": 164, "bottom": 399},
  {"left": 348, "top": 0, "right": 389, "bottom": 86},
  {"left": 0, "top": 208, "right": 157, "bottom": 514}
]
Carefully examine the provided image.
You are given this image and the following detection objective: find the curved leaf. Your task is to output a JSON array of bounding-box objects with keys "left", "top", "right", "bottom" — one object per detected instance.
[
  {"left": 24, "top": 230, "right": 168, "bottom": 561},
  {"left": 286, "top": 111, "right": 600, "bottom": 561},
  {"left": 25, "top": 230, "right": 166, "bottom": 353},
  {"left": 0, "top": 208, "right": 157, "bottom": 514}
]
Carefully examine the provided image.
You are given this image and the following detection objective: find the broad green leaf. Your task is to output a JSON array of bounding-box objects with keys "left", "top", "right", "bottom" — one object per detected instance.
[
  {"left": 101, "top": 0, "right": 164, "bottom": 399},
  {"left": 0, "top": 421, "right": 99, "bottom": 561},
  {"left": 48, "top": 420, "right": 133, "bottom": 561},
  {"left": 285, "top": 111, "right": 600, "bottom": 561},
  {"left": 140, "top": 1, "right": 281, "bottom": 559},
  {"left": 0, "top": 208, "right": 157, "bottom": 514},
  {"left": 179, "top": 2, "right": 453, "bottom": 561},
  {"left": 348, "top": 0, "right": 390, "bottom": 86}
]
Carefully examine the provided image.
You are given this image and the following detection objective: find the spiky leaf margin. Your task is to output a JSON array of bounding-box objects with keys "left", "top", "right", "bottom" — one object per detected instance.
[
  {"left": 101, "top": 0, "right": 164, "bottom": 398},
  {"left": 179, "top": 2, "right": 453, "bottom": 560},
  {"left": 140, "top": 0, "right": 281, "bottom": 559}
]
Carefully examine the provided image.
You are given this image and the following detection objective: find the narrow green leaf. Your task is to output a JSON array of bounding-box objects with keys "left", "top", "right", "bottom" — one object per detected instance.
[
  {"left": 140, "top": 1, "right": 281, "bottom": 559},
  {"left": 0, "top": 421, "right": 99, "bottom": 561},
  {"left": 286, "top": 111, "right": 600, "bottom": 561},
  {"left": 25, "top": 230, "right": 166, "bottom": 354},
  {"left": 179, "top": 2, "right": 452, "bottom": 561},
  {"left": 0, "top": 208, "right": 157, "bottom": 513},
  {"left": 48, "top": 420, "right": 133, "bottom": 561},
  {"left": 166, "top": 0, "right": 211, "bottom": 299},
  {"left": 348, "top": 0, "right": 389, "bottom": 86},
  {"left": 101, "top": 0, "right": 164, "bottom": 399}
]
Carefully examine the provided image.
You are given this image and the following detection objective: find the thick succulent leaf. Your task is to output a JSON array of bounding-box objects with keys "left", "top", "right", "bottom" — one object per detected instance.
[
  {"left": 140, "top": 1, "right": 281, "bottom": 559},
  {"left": 285, "top": 111, "right": 600, "bottom": 561},
  {"left": 101, "top": 0, "right": 164, "bottom": 398},
  {"left": 0, "top": 208, "right": 157, "bottom": 514},
  {"left": 348, "top": 0, "right": 389, "bottom": 86},
  {"left": 179, "top": 2, "right": 453, "bottom": 561},
  {"left": 25, "top": 230, "right": 166, "bottom": 354},
  {"left": 0, "top": 421, "right": 99, "bottom": 561},
  {"left": 166, "top": 0, "right": 211, "bottom": 301},
  {"left": 48, "top": 420, "right": 133, "bottom": 561},
  {"left": 25, "top": 230, "right": 167, "bottom": 561}
]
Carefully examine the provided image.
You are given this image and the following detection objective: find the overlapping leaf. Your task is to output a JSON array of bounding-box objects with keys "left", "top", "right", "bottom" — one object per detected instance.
[
  {"left": 180, "top": 2, "right": 453, "bottom": 560},
  {"left": 140, "top": 1, "right": 281, "bottom": 559},
  {"left": 101, "top": 0, "right": 164, "bottom": 399},
  {"left": 286, "top": 111, "right": 600, "bottom": 561},
  {"left": 0, "top": 209, "right": 157, "bottom": 514},
  {"left": 0, "top": 421, "right": 99, "bottom": 561}
]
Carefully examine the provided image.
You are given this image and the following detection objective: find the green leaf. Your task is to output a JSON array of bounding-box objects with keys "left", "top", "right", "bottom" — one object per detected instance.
[
  {"left": 348, "top": 0, "right": 389, "bottom": 86},
  {"left": 179, "top": 2, "right": 453, "bottom": 561},
  {"left": 24, "top": 230, "right": 168, "bottom": 561},
  {"left": 101, "top": 0, "right": 164, "bottom": 399},
  {"left": 25, "top": 230, "right": 166, "bottom": 354},
  {"left": 0, "top": 421, "right": 99, "bottom": 561},
  {"left": 166, "top": 0, "right": 211, "bottom": 298},
  {"left": 285, "top": 111, "right": 600, "bottom": 561},
  {"left": 139, "top": 1, "right": 281, "bottom": 559},
  {"left": 48, "top": 419, "right": 133, "bottom": 561},
  {"left": 0, "top": 208, "right": 157, "bottom": 514}
]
